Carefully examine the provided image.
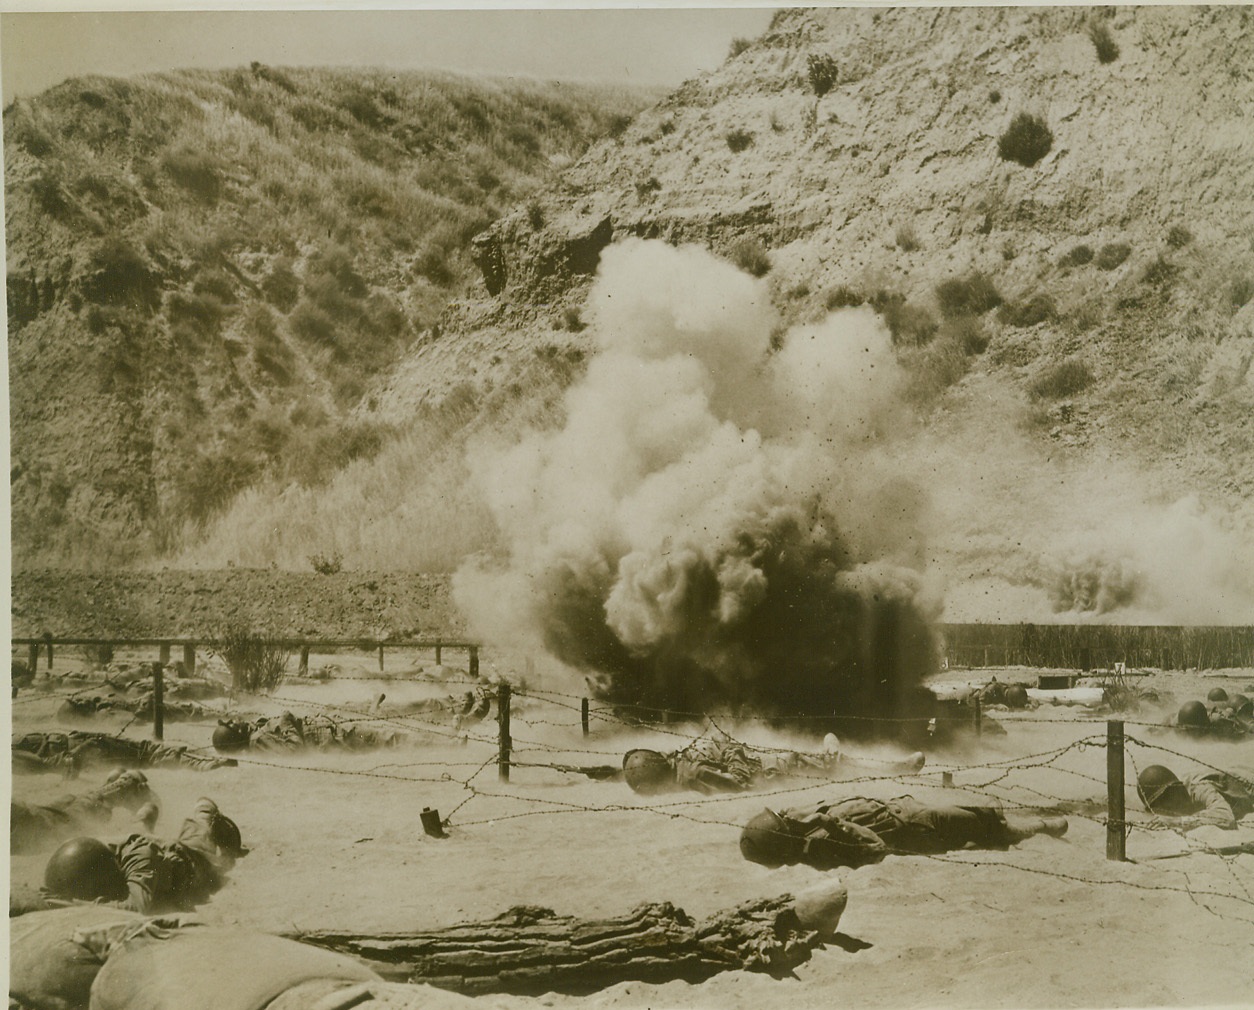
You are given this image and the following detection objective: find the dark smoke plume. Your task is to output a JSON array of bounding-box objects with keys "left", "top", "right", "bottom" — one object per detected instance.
[{"left": 455, "top": 240, "right": 941, "bottom": 736}]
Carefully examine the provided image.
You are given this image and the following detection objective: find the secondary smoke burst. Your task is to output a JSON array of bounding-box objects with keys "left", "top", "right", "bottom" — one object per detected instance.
[{"left": 454, "top": 239, "right": 941, "bottom": 735}]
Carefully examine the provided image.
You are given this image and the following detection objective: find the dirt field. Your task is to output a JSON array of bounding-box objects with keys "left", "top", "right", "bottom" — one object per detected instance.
[{"left": 9, "top": 654, "right": 1254, "bottom": 1009}]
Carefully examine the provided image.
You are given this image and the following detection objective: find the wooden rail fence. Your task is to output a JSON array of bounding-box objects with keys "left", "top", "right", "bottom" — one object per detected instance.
[{"left": 12, "top": 635, "right": 480, "bottom": 678}]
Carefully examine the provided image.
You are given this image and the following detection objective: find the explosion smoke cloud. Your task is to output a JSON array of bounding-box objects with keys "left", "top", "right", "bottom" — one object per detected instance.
[{"left": 454, "top": 239, "right": 940, "bottom": 734}]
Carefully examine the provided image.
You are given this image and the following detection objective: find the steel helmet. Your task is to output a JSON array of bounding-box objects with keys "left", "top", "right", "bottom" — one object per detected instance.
[
  {"left": 1229, "top": 694, "right": 1252, "bottom": 718},
  {"left": 1207, "top": 687, "right": 1229, "bottom": 703},
  {"left": 1176, "top": 700, "right": 1210, "bottom": 729},
  {"left": 740, "top": 809, "right": 804, "bottom": 868},
  {"left": 44, "top": 837, "right": 127, "bottom": 902},
  {"left": 622, "top": 750, "right": 676, "bottom": 795},
  {"left": 1136, "top": 764, "right": 1183, "bottom": 812},
  {"left": 212, "top": 721, "right": 251, "bottom": 753},
  {"left": 1004, "top": 685, "right": 1030, "bottom": 709}
]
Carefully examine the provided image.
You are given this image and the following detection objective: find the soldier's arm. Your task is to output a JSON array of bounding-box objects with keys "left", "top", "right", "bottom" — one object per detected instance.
[
  {"left": 1184, "top": 777, "right": 1238, "bottom": 828},
  {"left": 115, "top": 837, "right": 161, "bottom": 913},
  {"left": 802, "top": 817, "right": 889, "bottom": 868}
]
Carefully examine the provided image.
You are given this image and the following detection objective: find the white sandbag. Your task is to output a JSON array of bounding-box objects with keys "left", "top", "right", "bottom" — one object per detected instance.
[
  {"left": 1025, "top": 687, "right": 1105, "bottom": 707},
  {"left": 9, "top": 905, "right": 146, "bottom": 1010},
  {"left": 88, "top": 927, "right": 379, "bottom": 1010}
]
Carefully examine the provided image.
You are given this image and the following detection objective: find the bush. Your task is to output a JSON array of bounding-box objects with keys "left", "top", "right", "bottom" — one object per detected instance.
[
  {"left": 309, "top": 551, "right": 343, "bottom": 575},
  {"left": 262, "top": 258, "right": 300, "bottom": 311},
  {"left": 998, "top": 293, "right": 1057, "bottom": 327},
  {"left": 895, "top": 222, "right": 921, "bottom": 252},
  {"left": 728, "top": 37, "right": 752, "bottom": 58},
  {"left": 527, "top": 200, "right": 545, "bottom": 230},
  {"left": 160, "top": 147, "right": 223, "bottom": 202},
  {"left": 1166, "top": 225, "right": 1193, "bottom": 249},
  {"left": 562, "top": 307, "right": 586, "bottom": 332},
  {"left": 725, "top": 128, "right": 754, "bottom": 153},
  {"left": 825, "top": 285, "right": 864, "bottom": 310},
  {"left": 1095, "top": 242, "right": 1131, "bottom": 270},
  {"left": 290, "top": 299, "right": 338, "bottom": 346},
  {"left": 1141, "top": 255, "right": 1178, "bottom": 288},
  {"left": 807, "top": 54, "right": 839, "bottom": 97},
  {"left": 1030, "top": 358, "right": 1093, "bottom": 400},
  {"left": 1230, "top": 277, "right": 1254, "bottom": 310},
  {"left": 988, "top": 89, "right": 1002, "bottom": 105},
  {"left": 873, "top": 292, "right": 938, "bottom": 346},
  {"left": 940, "top": 314, "right": 990, "bottom": 355},
  {"left": 935, "top": 272, "right": 1003, "bottom": 318},
  {"left": 1088, "top": 21, "right": 1120, "bottom": 63},
  {"left": 607, "top": 113, "right": 632, "bottom": 139},
  {"left": 1060, "top": 244, "right": 1094, "bottom": 268},
  {"left": 83, "top": 238, "right": 162, "bottom": 311},
  {"left": 727, "top": 237, "right": 771, "bottom": 277},
  {"left": 997, "top": 113, "right": 1054, "bottom": 167},
  {"left": 213, "top": 623, "right": 290, "bottom": 693}
]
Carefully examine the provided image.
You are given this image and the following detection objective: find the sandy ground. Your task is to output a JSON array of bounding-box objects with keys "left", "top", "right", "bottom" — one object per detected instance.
[{"left": 9, "top": 655, "right": 1254, "bottom": 1010}]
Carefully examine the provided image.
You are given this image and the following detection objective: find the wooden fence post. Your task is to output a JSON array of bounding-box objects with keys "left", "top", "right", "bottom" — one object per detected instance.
[
  {"left": 378, "top": 643, "right": 385, "bottom": 673},
  {"left": 183, "top": 643, "right": 196, "bottom": 676},
  {"left": 469, "top": 646, "right": 479, "bottom": 678},
  {"left": 1107, "top": 720, "right": 1126, "bottom": 861},
  {"left": 498, "top": 683, "right": 511, "bottom": 782},
  {"left": 974, "top": 694, "right": 982, "bottom": 737},
  {"left": 159, "top": 642, "right": 171, "bottom": 666},
  {"left": 435, "top": 641, "right": 442, "bottom": 666},
  {"left": 27, "top": 641, "right": 39, "bottom": 675},
  {"left": 581, "top": 697, "right": 590, "bottom": 737},
  {"left": 152, "top": 661, "right": 165, "bottom": 742},
  {"left": 299, "top": 646, "right": 310, "bottom": 677}
]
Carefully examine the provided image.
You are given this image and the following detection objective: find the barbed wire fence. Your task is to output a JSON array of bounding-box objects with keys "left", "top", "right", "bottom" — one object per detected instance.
[{"left": 13, "top": 666, "right": 1253, "bottom": 925}]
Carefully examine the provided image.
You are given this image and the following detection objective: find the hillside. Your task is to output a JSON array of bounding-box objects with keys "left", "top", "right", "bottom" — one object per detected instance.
[
  {"left": 4, "top": 66, "right": 657, "bottom": 567},
  {"left": 179, "top": 5, "right": 1254, "bottom": 627}
]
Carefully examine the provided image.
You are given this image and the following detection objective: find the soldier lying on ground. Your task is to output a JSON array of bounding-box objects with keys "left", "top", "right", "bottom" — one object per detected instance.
[
  {"left": 30, "top": 797, "right": 247, "bottom": 915},
  {"left": 740, "top": 796, "right": 1068, "bottom": 869},
  {"left": 977, "top": 677, "right": 1031, "bottom": 709},
  {"left": 58, "top": 691, "right": 219, "bottom": 723},
  {"left": 211, "top": 710, "right": 408, "bottom": 753},
  {"left": 11, "top": 768, "right": 159, "bottom": 854},
  {"left": 13, "top": 731, "right": 236, "bottom": 776},
  {"left": 1174, "top": 697, "right": 1253, "bottom": 739},
  {"left": 1136, "top": 763, "right": 1254, "bottom": 830},
  {"left": 623, "top": 729, "right": 926, "bottom": 796}
]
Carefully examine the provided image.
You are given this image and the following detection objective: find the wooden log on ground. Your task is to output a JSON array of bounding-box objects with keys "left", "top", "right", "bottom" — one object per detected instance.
[{"left": 288, "top": 895, "right": 826, "bottom": 995}]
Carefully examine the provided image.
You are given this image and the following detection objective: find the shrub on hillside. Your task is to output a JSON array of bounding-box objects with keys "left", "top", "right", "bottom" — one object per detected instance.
[
  {"left": 726, "top": 128, "right": 754, "bottom": 153},
  {"left": 997, "top": 113, "right": 1053, "bottom": 168},
  {"left": 904, "top": 335, "right": 971, "bottom": 406},
  {"left": 728, "top": 37, "right": 752, "bottom": 58},
  {"left": 727, "top": 238, "right": 772, "bottom": 277},
  {"left": 1088, "top": 21, "right": 1120, "bottom": 63},
  {"left": 1060, "top": 245, "right": 1094, "bottom": 268},
  {"left": 807, "top": 54, "right": 839, "bottom": 97},
  {"left": 895, "top": 222, "right": 921, "bottom": 252},
  {"left": 290, "top": 300, "right": 338, "bottom": 347},
  {"left": 1230, "top": 277, "right": 1254, "bottom": 310},
  {"left": 167, "top": 291, "right": 227, "bottom": 337},
  {"left": 83, "top": 238, "right": 162, "bottom": 311},
  {"left": 825, "top": 285, "right": 864, "bottom": 310},
  {"left": 1141, "top": 255, "right": 1178, "bottom": 288},
  {"left": 873, "top": 292, "right": 938, "bottom": 346},
  {"left": 998, "top": 293, "right": 1057, "bottom": 328},
  {"left": 940, "top": 314, "right": 990, "bottom": 355},
  {"left": 607, "top": 114, "right": 632, "bottom": 139},
  {"left": 160, "top": 147, "right": 223, "bottom": 203},
  {"left": 262, "top": 258, "right": 300, "bottom": 311},
  {"left": 309, "top": 551, "right": 343, "bottom": 575},
  {"left": 213, "top": 623, "right": 290, "bottom": 694},
  {"left": 1095, "top": 242, "right": 1131, "bottom": 270},
  {"left": 1030, "top": 358, "right": 1093, "bottom": 399},
  {"left": 1166, "top": 225, "right": 1193, "bottom": 249},
  {"left": 935, "top": 272, "right": 1003, "bottom": 318}
]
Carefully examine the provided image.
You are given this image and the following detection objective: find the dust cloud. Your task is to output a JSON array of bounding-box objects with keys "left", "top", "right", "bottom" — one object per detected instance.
[{"left": 454, "top": 239, "right": 941, "bottom": 733}]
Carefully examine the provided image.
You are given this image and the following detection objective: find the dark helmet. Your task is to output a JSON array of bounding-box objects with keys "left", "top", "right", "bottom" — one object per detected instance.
[
  {"left": 1136, "top": 764, "right": 1185, "bottom": 813},
  {"left": 622, "top": 750, "right": 676, "bottom": 795},
  {"left": 1207, "top": 687, "right": 1229, "bottom": 703},
  {"left": 1229, "top": 694, "right": 1252, "bottom": 718},
  {"left": 1176, "top": 700, "right": 1210, "bottom": 729},
  {"left": 209, "top": 809, "right": 248, "bottom": 859},
  {"left": 740, "top": 809, "right": 803, "bottom": 868},
  {"left": 1004, "top": 685, "right": 1030, "bottom": 709},
  {"left": 212, "top": 721, "right": 250, "bottom": 753},
  {"left": 45, "top": 837, "right": 127, "bottom": 902}
]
